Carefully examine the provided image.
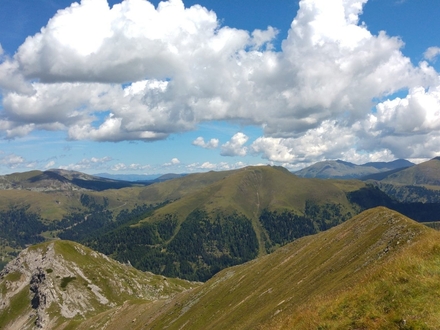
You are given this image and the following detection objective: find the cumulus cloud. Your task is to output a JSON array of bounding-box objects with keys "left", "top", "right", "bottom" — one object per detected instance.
[
  {"left": 249, "top": 118, "right": 413, "bottom": 165},
  {"left": 424, "top": 47, "right": 440, "bottom": 62},
  {"left": 0, "top": 154, "right": 26, "bottom": 168},
  {"left": 361, "top": 85, "right": 440, "bottom": 159},
  {"left": 163, "top": 157, "right": 181, "bottom": 166},
  {"left": 221, "top": 132, "right": 249, "bottom": 156},
  {"left": 251, "top": 120, "right": 360, "bottom": 163},
  {"left": 1, "top": 0, "right": 440, "bottom": 163},
  {"left": 192, "top": 136, "right": 219, "bottom": 149}
]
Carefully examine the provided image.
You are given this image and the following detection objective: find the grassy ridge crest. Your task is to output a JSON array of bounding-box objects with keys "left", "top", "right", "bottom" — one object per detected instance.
[{"left": 90, "top": 207, "right": 440, "bottom": 330}]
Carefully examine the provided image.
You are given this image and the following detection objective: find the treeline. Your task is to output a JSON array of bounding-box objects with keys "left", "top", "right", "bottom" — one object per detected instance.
[
  {"left": 260, "top": 209, "right": 315, "bottom": 249},
  {"left": 84, "top": 214, "right": 177, "bottom": 255},
  {"left": 85, "top": 209, "right": 259, "bottom": 281},
  {"left": 66, "top": 197, "right": 353, "bottom": 281},
  {"left": 260, "top": 202, "right": 352, "bottom": 251},
  {"left": 347, "top": 185, "right": 440, "bottom": 222},
  {"left": 304, "top": 202, "right": 352, "bottom": 230},
  {"left": 167, "top": 210, "right": 259, "bottom": 280},
  {"left": 52, "top": 195, "right": 162, "bottom": 241},
  {"left": 374, "top": 182, "right": 440, "bottom": 203}
]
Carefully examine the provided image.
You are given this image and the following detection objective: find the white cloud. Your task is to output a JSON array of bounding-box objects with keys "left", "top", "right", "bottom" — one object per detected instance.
[
  {"left": 111, "top": 162, "right": 151, "bottom": 171},
  {"left": 356, "top": 85, "right": 440, "bottom": 159},
  {"left": 60, "top": 156, "right": 113, "bottom": 171},
  {"left": 192, "top": 136, "right": 219, "bottom": 149},
  {"left": 45, "top": 160, "right": 56, "bottom": 169},
  {"left": 251, "top": 26, "right": 278, "bottom": 50},
  {"left": 111, "top": 163, "right": 127, "bottom": 171},
  {"left": 340, "top": 148, "right": 395, "bottom": 164},
  {"left": 200, "top": 161, "right": 217, "bottom": 169},
  {"left": 186, "top": 161, "right": 247, "bottom": 172},
  {"left": 221, "top": 132, "right": 249, "bottom": 156},
  {"left": 251, "top": 137, "right": 295, "bottom": 163},
  {"left": 251, "top": 120, "right": 357, "bottom": 162},
  {"left": 424, "top": 47, "right": 440, "bottom": 62},
  {"left": 1, "top": 0, "right": 440, "bottom": 163},
  {"left": 0, "top": 154, "right": 26, "bottom": 168},
  {"left": 163, "top": 157, "right": 181, "bottom": 166}
]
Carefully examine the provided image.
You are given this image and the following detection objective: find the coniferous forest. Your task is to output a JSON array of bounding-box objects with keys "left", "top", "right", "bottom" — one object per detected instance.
[{"left": 2, "top": 165, "right": 440, "bottom": 282}]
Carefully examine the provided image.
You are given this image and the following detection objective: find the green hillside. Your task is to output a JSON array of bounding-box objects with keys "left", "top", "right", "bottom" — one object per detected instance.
[
  {"left": 0, "top": 240, "right": 198, "bottom": 330},
  {"left": 147, "top": 165, "right": 352, "bottom": 219},
  {"left": 83, "top": 166, "right": 359, "bottom": 281},
  {"left": 381, "top": 157, "right": 440, "bottom": 186},
  {"left": 3, "top": 164, "right": 440, "bottom": 282},
  {"left": 78, "top": 207, "right": 440, "bottom": 330},
  {"left": 364, "top": 157, "right": 440, "bottom": 203},
  {"left": 295, "top": 159, "right": 413, "bottom": 179}
]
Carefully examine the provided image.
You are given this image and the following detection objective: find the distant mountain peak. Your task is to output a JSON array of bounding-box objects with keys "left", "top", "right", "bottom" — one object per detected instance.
[
  {"left": 295, "top": 159, "right": 414, "bottom": 179},
  {"left": 335, "top": 159, "right": 356, "bottom": 167}
]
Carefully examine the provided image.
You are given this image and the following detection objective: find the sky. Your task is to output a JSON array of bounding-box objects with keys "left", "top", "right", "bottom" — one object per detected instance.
[{"left": 0, "top": 0, "right": 439, "bottom": 175}]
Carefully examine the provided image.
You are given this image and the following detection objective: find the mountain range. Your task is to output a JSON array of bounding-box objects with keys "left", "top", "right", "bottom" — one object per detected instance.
[
  {"left": 294, "top": 158, "right": 414, "bottom": 179},
  {"left": 2, "top": 159, "right": 440, "bottom": 281},
  {"left": 2, "top": 158, "right": 440, "bottom": 328},
  {"left": 2, "top": 207, "right": 440, "bottom": 329},
  {"left": 0, "top": 169, "right": 149, "bottom": 192},
  {"left": 95, "top": 172, "right": 187, "bottom": 182}
]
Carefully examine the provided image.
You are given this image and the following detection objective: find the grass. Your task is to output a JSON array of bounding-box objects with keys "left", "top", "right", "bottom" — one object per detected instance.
[
  {"left": 1, "top": 239, "right": 200, "bottom": 329},
  {"left": 130, "top": 207, "right": 440, "bottom": 330},
  {"left": 0, "top": 286, "right": 32, "bottom": 329},
  {"left": 139, "top": 166, "right": 358, "bottom": 257},
  {"left": 383, "top": 158, "right": 440, "bottom": 186},
  {"left": 60, "top": 276, "right": 77, "bottom": 289},
  {"left": 4, "top": 207, "right": 438, "bottom": 329},
  {"left": 4, "top": 271, "right": 21, "bottom": 282},
  {"left": 289, "top": 232, "right": 440, "bottom": 329},
  {"left": 0, "top": 189, "right": 83, "bottom": 220}
]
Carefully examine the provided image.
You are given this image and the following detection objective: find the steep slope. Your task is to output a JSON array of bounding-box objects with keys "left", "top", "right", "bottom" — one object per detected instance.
[
  {"left": 0, "top": 240, "right": 198, "bottom": 330},
  {"left": 381, "top": 157, "right": 440, "bottom": 186},
  {"left": 84, "top": 207, "right": 440, "bottom": 329},
  {"left": 85, "top": 166, "right": 360, "bottom": 281},
  {"left": 365, "top": 157, "right": 440, "bottom": 203},
  {"left": 295, "top": 159, "right": 413, "bottom": 179}
]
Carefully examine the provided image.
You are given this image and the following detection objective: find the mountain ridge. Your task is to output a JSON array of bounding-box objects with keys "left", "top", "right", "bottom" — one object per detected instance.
[
  {"left": 69, "top": 207, "right": 440, "bottom": 329},
  {"left": 0, "top": 169, "right": 149, "bottom": 192},
  {"left": 0, "top": 240, "right": 198, "bottom": 330},
  {"left": 294, "top": 159, "right": 414, "bottom": 179},
  {"left": 380, "top": 157, "right": 440, "bottom": 186}
]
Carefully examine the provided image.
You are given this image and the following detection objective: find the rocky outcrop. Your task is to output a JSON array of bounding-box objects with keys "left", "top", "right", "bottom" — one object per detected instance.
[
  {"left": 0, "top": 240, "right": 199, "bottom": 330},
  {"left": 30, "top": 269, "right": 48, "bottom": 328}
]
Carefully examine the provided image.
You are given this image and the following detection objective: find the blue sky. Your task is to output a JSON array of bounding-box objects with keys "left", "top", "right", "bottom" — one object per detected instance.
[{"left": 0, "top": 0, "right": 439, "bottom": 175}]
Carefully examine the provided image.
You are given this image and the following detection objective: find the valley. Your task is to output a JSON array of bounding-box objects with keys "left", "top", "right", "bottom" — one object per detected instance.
[{"left": 2, "top": 158, "right": 440, "bottom": 328}]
